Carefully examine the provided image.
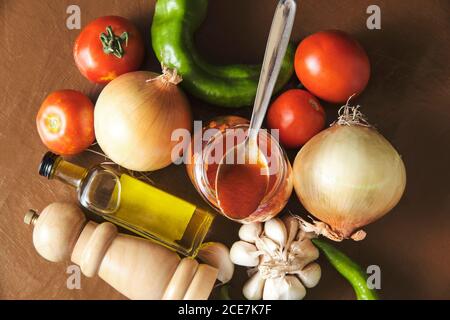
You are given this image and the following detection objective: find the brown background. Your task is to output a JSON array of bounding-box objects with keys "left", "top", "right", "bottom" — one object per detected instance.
[{"left": 1, "top": 0, "right": 449, "bottom": 300}]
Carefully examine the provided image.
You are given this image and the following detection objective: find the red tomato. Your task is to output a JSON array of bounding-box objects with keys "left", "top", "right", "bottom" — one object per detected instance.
[
  {"left": 36, "top": 90, "right": 95, "bottom": 155},
  {"left": 294, "top": 30, "right": 370, "bottom": 103},
  {"left": 74, "top": 16, "right": 144, "bottom": 84},
  {"left": 267, "top": 89, "right": 325, "bottom": 148}
]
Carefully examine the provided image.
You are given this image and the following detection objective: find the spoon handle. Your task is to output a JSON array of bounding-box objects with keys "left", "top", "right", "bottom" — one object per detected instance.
[{"left": 248, "top": 0, "right": 297, "bottom": 142}]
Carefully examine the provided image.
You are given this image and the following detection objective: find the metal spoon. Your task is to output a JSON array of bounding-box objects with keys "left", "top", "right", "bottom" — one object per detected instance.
[{"left": 215, "top": 0, "right": 297, "bottom": 218}]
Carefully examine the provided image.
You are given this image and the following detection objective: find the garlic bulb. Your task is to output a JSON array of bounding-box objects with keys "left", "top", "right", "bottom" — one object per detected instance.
[{"left": 230, "top": 217, "right": 321, "bottom": 300}]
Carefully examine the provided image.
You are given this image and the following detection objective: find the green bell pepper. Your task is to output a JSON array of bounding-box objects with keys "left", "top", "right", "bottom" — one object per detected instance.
[{"left": 151, "top": 0, "right": 295, "bottom": 108}]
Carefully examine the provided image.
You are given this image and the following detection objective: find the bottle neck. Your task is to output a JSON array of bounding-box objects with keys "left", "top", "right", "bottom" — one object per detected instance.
[{"left": 50, "top": 158, "right": 88, "bottom": 189}]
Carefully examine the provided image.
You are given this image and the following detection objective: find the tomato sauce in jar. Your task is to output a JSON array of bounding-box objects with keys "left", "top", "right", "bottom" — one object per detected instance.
[
  {"left": 215, "top": 162, "right": 269, "bottom": 220},
  {"left": 186, "top": 116, "right": 293, "bottom": 223}
]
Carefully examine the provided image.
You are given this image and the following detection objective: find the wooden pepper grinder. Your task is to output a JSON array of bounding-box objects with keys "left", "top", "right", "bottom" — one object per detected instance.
[{"left": 24, "top": 202, "right": 218, "bottom": 300}]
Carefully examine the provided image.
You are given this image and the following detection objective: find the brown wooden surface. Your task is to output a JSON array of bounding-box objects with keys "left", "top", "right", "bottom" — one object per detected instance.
[{"left": 1, "top": 0, "right": 449, "bottom": 300}]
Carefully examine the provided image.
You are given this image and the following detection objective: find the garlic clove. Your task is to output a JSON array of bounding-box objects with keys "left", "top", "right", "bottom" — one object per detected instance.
[
  {"left": 283, "top": 215, "right": 299, "bottom": 248},
  {"left": 297, "top": 228, "right": 318, "bottom": 241},
  {"left": 256, "top": 236, "right": 280, "bottom": 258},
  {"left": 197, "top": 242, "right": 234, "bottom": 284},
  {"left": 304, "top": 231, "right": 317, "bottom": 240},
  {"left": 286, "top": 256, "right": 309, "bottom": 272},
  {"left": 290, "top": 239, "right": 319, "bottom": 263},
  {"left": 296, "top": 228, "right": 306, "bottom": 241},
  {"left": 263, "top": 276, "right": 306, "bottom": 300},
  {"left": 297, "top": 263, "right": 321, "bottom": 288},
  {"left": 243, "top": 272, "right": 266, "bottom": 300},
  {"left": 264, "top": 218, "right": 287, "bottom": 248},
  {"left": 229, "top": 241, "right": 261, "bottom": 267},
  {"left": 239, "top": 223, "right": 263, "bottom": 243}
]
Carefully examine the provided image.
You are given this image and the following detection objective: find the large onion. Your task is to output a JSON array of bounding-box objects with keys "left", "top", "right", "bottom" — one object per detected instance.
[
  {"left": 94, "top": 69, "right": 192, "bottom": 171},
  {"left": 293, "top": 105, "right": 406, "bottom": 240}
]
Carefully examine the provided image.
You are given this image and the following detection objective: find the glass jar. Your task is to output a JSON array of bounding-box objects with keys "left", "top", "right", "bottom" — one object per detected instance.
[{"left": 186, "top": 116, "right": 293, "bottom": 223}]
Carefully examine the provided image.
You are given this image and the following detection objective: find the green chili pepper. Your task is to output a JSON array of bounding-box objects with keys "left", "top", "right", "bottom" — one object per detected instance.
[
  {"left": 312, "top": 238, "right": 379, "bottom": 300},
  {"left": 151, "top": 0, "right": 295, "bottom": 108}
]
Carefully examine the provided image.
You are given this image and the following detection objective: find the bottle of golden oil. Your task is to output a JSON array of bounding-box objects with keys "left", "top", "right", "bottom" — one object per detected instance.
[{"left": 38, "top": 152, "right": 214, "bottom": 257}]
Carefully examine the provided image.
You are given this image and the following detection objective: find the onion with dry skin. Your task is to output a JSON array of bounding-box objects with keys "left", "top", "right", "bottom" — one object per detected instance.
[
  {"left": 293, "top": 104, "right": 406, "bottom": 241},
  {"left": 94, "top": 67, "right": 192, "bottom": 172}
]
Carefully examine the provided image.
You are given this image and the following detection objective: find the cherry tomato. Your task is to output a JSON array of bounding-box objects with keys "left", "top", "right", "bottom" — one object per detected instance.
[
  {"left": 36, "top": 90, "right": 95, "bottom": 155},
  {"left": 267, "top": 89, "right": 325, "bottom": 148},
  {"left": 74, "top": 16, "right": 144, "bottom": 84},
  {"left": 294, "top": 30, "right": 370, "bottom": 103}
]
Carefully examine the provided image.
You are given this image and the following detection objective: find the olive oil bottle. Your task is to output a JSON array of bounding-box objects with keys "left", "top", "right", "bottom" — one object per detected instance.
[{"left": 38, "top": 152, "right": 214, "bottom": 256}]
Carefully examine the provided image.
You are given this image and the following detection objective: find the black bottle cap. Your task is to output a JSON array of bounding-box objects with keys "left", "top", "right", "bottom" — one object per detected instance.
[{"left": 38, "top": 152, "right": 59, "bottom": 178}]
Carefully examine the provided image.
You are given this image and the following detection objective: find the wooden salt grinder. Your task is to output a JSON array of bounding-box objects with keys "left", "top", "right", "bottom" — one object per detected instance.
[{"left": 24, "top": 202, "right": 218, "bottom": 300}]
